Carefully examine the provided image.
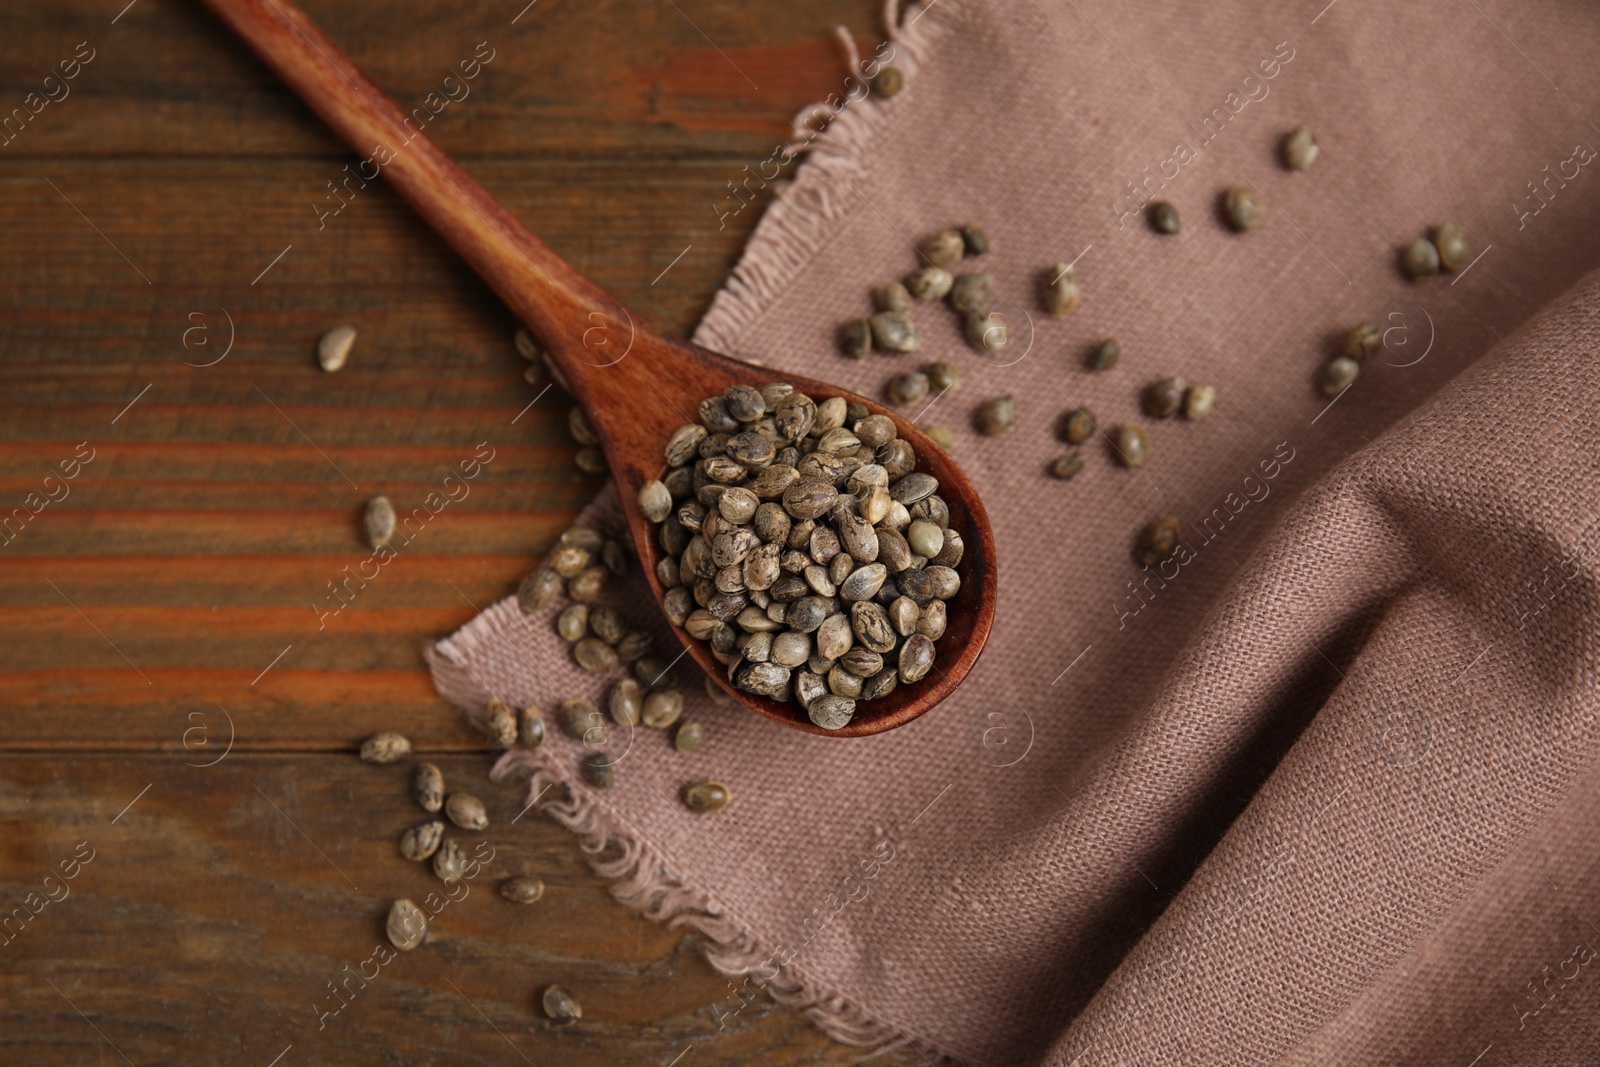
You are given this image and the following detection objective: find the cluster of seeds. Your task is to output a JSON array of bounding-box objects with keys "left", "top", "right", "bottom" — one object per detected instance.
[
  {"left": 637, "top": 382, "right": 962, "bottom": 731},
  {"left": 517, "top": 523, "right": 649, "bottom": 672}
]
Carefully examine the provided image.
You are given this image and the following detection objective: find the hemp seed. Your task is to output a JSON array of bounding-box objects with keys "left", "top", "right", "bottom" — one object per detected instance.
[
  {"left": 1183, "top": 384, "right": 1216, "bottom": 420},
  {"left": 949, "top": 272, "right": 992, "bottom": 314},
  {"left": 500, "top": 876, "right": 545, "bottom": 904},
  {"left": 808, "top": 694, "right": 856, "bottom": 730},
  {"left": 1061, "top": 406, "right": 1096, "bottom": 445},
  {"left": 1144, "top": 377, "right": 1188, "bottom": 419},
  {"left": 445, "top": 793, "right": 489, "bottom": 831},
  {"left": 608, "top": 677, "right": 642, "bottom": 726},
  {"left": 517, "top": 568, "right": 563, "bottom": 614},
  {"left": 1112, "top": 424, "right": 1151, "bottom": 468},
  {"left": 387, "top": 899, "right": 428, "bottom": 951},
  {"left": 872, "top": 66, "right": 903, "bottom": 97},
  {"left": 359, "top": 733, "right": 411, "bottom": 764},
  {"left": 433, "top": 839, "right": 465, "bottom": 883},
  {"left": 920, "top": 229, "right": 965, "bottom": 267},
  {"left": 960, "top": 223, "right": 989, "bottom": 255},
  {"left": 413, "top": 763, "right": 444, "bottom": 813},
  {"left": 318, "top": 325, "right": 357, "bottom": 372},
  {"left": 399, "top": 820, "right": 444, "bottom": 862},
  {"left": 840, "top": 318, "right": 873, "bottom": 358},
  {"left": 926, "top": 425, "right": 955, "bottom": 449},
  {"left": 974, "top": 395, "right": 1016, "bottom": 436},
  {"left": 1281, "top": 125, "right": 1318, "bottom": 171},
  {"left": 963, "top": 310, "right": 1007, "bottom": 353},
  {"left": 638, "top": 480, "right": 672, "bottom": 523},
  {"left": 1149, "top": 201, "right": 1180, "bottom": 234},
  {"left": 1042, "top": 263, "right": 1081, "bottom": 315},
  {"left": 556, "top": 604, "right": 588, "bottom": 642},
  {"left": 582, "top": 752, "right": 614, "bottom": 789},
  {"left": 1091, "top": 338, "right": 1119, "bottom": 370},
  {"left": 1048, "top": 453, "right": 1084, "bottom": 480},
  {"left": 364, "top": 496, "right": 396, "bottom": 550},
  {"left": 905, "top": 266, "right": 953, "bottom": 301},
  {"left": 675, "top": 720, "right": 704, "bottom": 753},
  {"left": 515, "top": 327, "right": 542, "bottom": 362},
  {"left": 870, "top": 310, "right": 921, "bottom": 353},
  {"left": 887, "top": 371, "right": 930, "bottom": 406},
  {"left": 574, "top": 636, "right": 619, "bottom": 673},
  {"left": 520, "top": 703, "right": 546, "bottom": 748},
  {"left": 484, "top": 699, "right": 518, "bottom": 749},
  {"left": 682, "top": 780, "right": 732, "bottom": 813},
  {"left": 1222, "top": 185, "right": 1265, "bottom": 232},
  {"left": 1401, "top": 237, "right": 1440, "bottom": 281},
  {"left": 1320, "top": 356, "right": 1360, "bottom": 396},
  {"left": 1135, "top": 515, "right": 1183, "bottom": 566},
  {"left": 874, "top": 282, "right": 913, "bottom": 312},
  {"left": 1434, "top": 222, "right": 1469, "bottom": 272},
  {"left": 1343, "top": 323, "right": 1383, "bottom": 362}
]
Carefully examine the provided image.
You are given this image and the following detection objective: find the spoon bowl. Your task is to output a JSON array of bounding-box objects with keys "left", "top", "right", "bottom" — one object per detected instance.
[{"left": 202, "top": 0, "right": 997, "bottom": 735}]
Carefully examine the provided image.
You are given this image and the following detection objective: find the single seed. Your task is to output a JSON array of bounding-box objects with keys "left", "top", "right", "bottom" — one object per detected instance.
[
  {"left": 887, "top": 372, "right": 930, "bottom": 406},
  {"left": 704, "top": 676, "right": 733, "bottom": 705},
  {"left": 588, "top": 606, "right": 626, "bottom": 645},
  {"left": 949, "top": 272, "right": 993, "bottom": 314},
  {"left": 609, "top": 678, "right": 642, "bottom": 726},
  {"left": 1184, "top": 384, "right": 1217, "bottom": 420},
  {"left": 1281, "top": 124, "right": 1318, "bottom": 171},
  {"left": 562, "top": 698, "right": 605, "bottom": 744},
  {"left": 387, "top": 899, "right": 428, "bottom": 951},
  {"left": 870, "top": 310, "right": 921, "bottom": 353},
  {"left": 1343, "top": 323, "right": 1383, "bottom": 363},
  {"left": 898, "top": 633, "right": 936, "bottom": 683},
  {"left": 433, "top": 839, "right": 465, "bottom": 883},
  {"left": 642, "top": 688, "right": 685, "bottom": 729},
  {"left": 574, "top": 636, "right": 619, "bottom": 673},
  {"left": 839, "top": 318, "right": 873, "bottom": 357},
  {"left": 1091, "top": 338, "right": 1120, "bottom": 371},
  {"left": 1401, "top": 237, "right": 1440, "bottom": 281},
  {"left": 523, "top": 364, "right": 546, "bottom": 386},
  {"left": 548, "top": 545, "right": 591, "bottom": 578},
  {"left": 567, "top": 407, "right": 598, "bottom": 447},
  {"left": 445, "top": 793, "right": 489, "bottom": 831},
  {"left": 874, "top": 282, "right": 913, "bottom": 312},
  {"left": 808, "top": 693, "right": 856, "bottom": 730},
  {"left": 561, "top": 526, "right": 604, "bottom": 552},
  {"left": 960, "top": 222, "right": 989, "bottom": 256},
  {"left": 1042, "top": 263, "right": 1081, "bottom": 315},
  {"left": 1148, "top": 201, "right": 1180, "bottom": 235},
  {"left": 974, "top": 395, "right": 1016, "bottom": 436},
  {"left": 636, "top": 656, "right": 676, "bottom": 690},
  {"left": 872, "top": 66, "right": 903, "bottom": 97},
  {"left": 1144, "top": 376, "right": 1189, "bottom": 419},
  {"left": 501, "top": 876, "right": 545, "bottom": 904},
  {"left": 675, "top": 720, "right": 704, "bottom": 753},
  {"left": 514, "top": 327, "right": 543, "bottom": 362},
  {"left": 568, "top": 565, "right": 608, "bottom": 603},
  {"left": 683, "top": 780, "right": 732, "bottom": 813},
  {"left": 318, "top": 325, "right": 357, "bottom": 372},
  {"left": 1135, "top": 515, "right": 1183, "bottom": 566},
  {"left": 399, "top": 820, "right": 444, "bottom": 861},
  {"left": 520, "top": 704, "right": 546, "bottom": 748},
  {"left": 1112, "top": 424, "right": 1151, "bottom": 468},
  {"left": 638, "top": 480, "right": 672, "bottom": 523},
  {"left": 1222, "top": 185, "right": 1265, "bottom": 232},
  {"left": 574, "top": 447, "right": 606, "bottom": 475},
  {"left": 905, "top": 266, "right": 953, "bottom": 301},
  {"left": 582, "top": 753, "right": 614, "bottom": 789},
  {"left": 964, "top": 310, "right": 1008, "bottom": 352},
  {"left": 926, "top": 425, "right": 955, "bottom": 449},
  {"left": 359, "top": 733, "right": 411, "bottom": 764},
  {"left": 1049, "top": 453, "right": 1084, "bottom": 480},
  {"left": 364, "top": 496, "right": 396, "bottom": 550},
  {"left": 1320, "top": 356, "right": 1360, "bottom": 396},
  {"left": 924, "top": 361, "right": 959, "bottom": 393},
  {"left": 920, "top": 229, "right": 965, "bottom": 267},
  {"left": 853, "top": 414, "right": 897, "bottom": 448},
  {"left": 484, "top": 699, "right": 517, "bottom": 748},
  {"left": 556, "top": 604, "right": 588, "bottom": 642},
  {"left": 616, "top": 630, "right": 651, "bottom": 661},
  {"left": 1434, "top": 222, "right": 1469, "bottom": 271},
  {"left": 517, "top": 568, "right": 562, "bottom": 614},
  {"left": 1061, "top": 406, "right": 1096, "bottom": 444},
  {"left": 413, "top": 763, "right": 444, "bottom": 812},
  {"left": 543, "top": 984, "right": 582, "bottom": 1025}
]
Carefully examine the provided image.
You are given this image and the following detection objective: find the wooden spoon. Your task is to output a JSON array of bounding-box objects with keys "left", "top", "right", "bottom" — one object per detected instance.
[{"left": 201, "top": 0, "right": 997, "bottom": 736}]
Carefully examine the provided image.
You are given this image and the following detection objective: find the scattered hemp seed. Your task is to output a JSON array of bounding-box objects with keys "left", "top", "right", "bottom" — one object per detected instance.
[
  {"left": 364, "top": 496, "right": 396, "bottom": 550},
  {"left": 1183, "top": 384, "right": 1217, "bottom": 420},
  {"left": 1143, "top": 377, "right": 1188, "bottom": 419},
  {"left": 542, "top": 984, "right": 582, "bottom": 1025},
  {"left": 870, "top": 309, "right": 921, "bottom": 353},
  {"left": 926, "top": 425, "right": 955, "bottom": 449},
  {"left": 872, "top": 66, "right": 903, "bottom": 97},
  {"left": 1401, "top": 237, "right": 1440, "bottom": 281},
  {"left": 1042, "top": 263, "right": 1081, "bottom": 315},
  {"left": 1343, "top": 323, "right": 1383, "bottom": 363},
  {"left": 567, "top": 406, "right": 597, "bottom": 446},
  {"left": 674, "top": 720, "right": 704, "bottom": 753},
  {"left": 413, "top": 763, "right": 444, "bottom": 813},
  {"left": 874, "top": 281, "right": 913, "bottom": 312},
  {"left": 1320, "top": 356, "right": 1360, "bottom": 396},
  {"left": 1148, "top": 200, "right": 1180, "bottom": 235},
  {"left": 445, "top": 793, "right": 489, "bottom": 831},
  {"left": 841, "top": 318, "right": 873, "bottom": 358},
  {"left": 523, "top": 364, "right": 547, "bottom": 386},
  {"left": 1434, "top": 222, "right": 1469, "bottom": 272},
  {"left": 682, "top": 780, "right": 732, "bottom": 814},
  {"left": 920, "top": 229, "right": 965, "bottom": 267},
  {"left": 483, "top": 700, "right": 517, "bottom": 749},
  {"left": 960, "top": 223, "right": 989, "bottom": 256},
  {"left": 964, "top": 310, "right": 1007, "bottom": 353},
  {"left": 359, "top": 733, "right": 411, "bottom": 764},
  {"left": 514, "top": 327, "right": 543, "bottom": 362},
  {"left": 500, "top": 876, "right": 545, "bottom": 904},
  {"left": 1112, "top": 424, "right": 1151, "bottom": 468},
  {"left": 974, "top": 395, "right": 1016, "bottom": 436},
  {"left": 399, "top": 820, "right": 444, "bottom": 862},
  {"left": 638, "top": 480, "right": 672, "bottom": 523},
  {"left": 318, "top": 325, "right": 357, "bottom": 372},
  {"left": 582, "top": 753, "right": 614, "bottom": 789},
  {"left": 1281, "top": 125, "right": 1318, "bottom": 171},
  {"left": 1048, "top": 453, "right": 1085, "bottom": 480},
  {"left": 948, "top": 272, "right": 993, "bottom": 314},
  {"left": 905, "top": 266, "right": 953, "bottom": 301},
  {"left": 1135, "top": 515, "right": 1183, "bottom": 566},
  {"left": 1060, "top": 406, "right": 1096, "bottom": 445},
  {"left": 573, "top": 447, "right": 606, "bottom": 475},
  {"left": 924, "top": 360, "right": 960, "bottom": 393},
  {"left": 1222, "top": 185, "right": 1265, "bottom": 232},
  {"left": 887, "top": 371, "right": 931, "bottom": 406},
  {"left": 1090, "top": 339, "right": 1119, "bottom": 371},
  {"left": 519, "top": 703, "right": 546, "bottom": 748},
  {"left": 386, "top": 899, "right": 428, "bottom": 952}
]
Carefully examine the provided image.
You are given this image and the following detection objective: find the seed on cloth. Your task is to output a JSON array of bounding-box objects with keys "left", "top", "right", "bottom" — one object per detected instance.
[
  {"left": 926, "top": 425, "right": 955, "bottom": 449},
  {"left": 520, "top": 703, "right": 546, "bottom": 748},
  {"left": 387, "top": 899, "right": 428, "bottom": 951},
  {"left": 1042, "top": 263, "right": 1081, "bottom": 315},
  {"left": 964, "top": 310, "right": 1007, "bottom": 352},
  {"left": 870, "top": 309, "right": 921, "bottom": 353},
  {"left": 675, "top": 720, "right": 705, "bottom": 753},
  {"left": 924, "top": 361, "right": 959, "bottom": 393},
  {"left": 905, "top": 266, "right": 953, "bottom": 301},
  {"left": 1320, "top": 356, "right": 1360, "bottom": 396},
  {"left": 874, "top": 282, "right": 913, "bottom": 312},
  {"left": 318, "top": 325, "right": 357, "bottom": 372},
  {"left": 609, "top": 678, "right": 642, "bottom": 726},
  {"left": 556, "top": 604, "right": 588, "bottom": 642},
  {"left": 683, "top": 780, "right": 732, "bottom": 813},
  {"left": 515, "top": 327, "right": 543, "bottom": 362},
  {"left": 445, "top": 793, "right": 489, "bottom": 831},
  {"left": 517, "top": 568, "right": 563, "bottom": 614},
  {"left": 364, "top": 496, "right": 396, "bottom": 549},
  {"left": 949, "top": 272, "right": 993, "bottom": 314},
  {"left": 413, "top": 763, "right": 444, "bottom": 812},
  {"left": 543, "top": 984, "right": 583, "bottom": 1024},
  {"left": 433, "top": 839, "right": 465, "bottom": 883},
  {"left": 1049, "top": 453, "right": 1085, "bottom": 479},
  {"left": 568, "top": 565, "right": 608, "bottom": 603},
  {"left": 1184, "top": 384, "right": 1217, "bottom": 420},
  {"left": 1135, "top": 515, "right": 1183, "bottom": 566},
  {"left": 872, "top": 66, "right": 903, "bottom": 97},
  {"left": 638, "top": 480, "right": 672, "bottom": 522},
  {"left": 562, "top": 698, "right": 606, "bottom": 744},
  {"left": 960, "top": 223, "right": 989, "bottom": 255},
  {"left": 887, "top": 371, "right": 930, "bottom": 406},
  {"left": 501, "top": 876, "right": 545, "bottom": 904},
  {"left": 1148, "top": 201, "right": 1180, "bottom": 234},
  {"left": 1401, "top": 237, "right": 1440, "bottom": 280},
  {"left": 484, "top": 700, "right": 518, "bottom": 748},
  {"left": 921, "top": 229, "right": 965, "bottom": 266},
  {"left": 1061, "top": 406, "right": 1096, "bottom": 444},
  {"left": 1091, "top": 338, "right": 1119, "bottom": 370},
  {"left": 808, "top": 693, "right": 856, "bottom": 730},
  {"left": 1343, "top": 323, "right": 1383, "bottom": 362},
  {"left": 1222, "top": 185, "right": 1265, "bottom": 232},
  {"left": 548, "top": 545, "right": 591, "bottom": 578},
  {"left": 636, "top": 656, "right": 676, "bottom": 690},
  {"left": 1434, "top": 222, "right": 1469, "bottom": 271},
  {"left": 840, "top": 318, "right": 873, "bottom": 358},
  {"left": 359, "top": 733, "right": 411, "bottom": 764},
  {"left": 1281, "top": 125, "right": 1318, "bottom": 171},
  {"left": 974, "top": 395, "right": 1016, "bottom": 436},
  {"left": 1112, "top": 424, "right": 1151, "bottom": 468},
  {"left": 399, "top": 820, "right": 444, "bottom": 861},
  {"left": 642, "top": 689, "right": 685, "bottom": 729},
  {"left": 1144, "top": 376, "right": 1189, "bottom": 419},
  {"left": 582, "top": 753, "right": 614, "bottom": 789},
  {"left": 574, "top": 636, "right": 619, "bottom": 673},
  {"left": 588, "top": 606, "right": 626, "bottom": 645}
]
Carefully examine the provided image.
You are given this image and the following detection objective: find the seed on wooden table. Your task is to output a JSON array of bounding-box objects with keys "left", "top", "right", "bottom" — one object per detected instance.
[
  {"left": 683, "top": 780, "right": 732, "bottom": 813},
  {"left": 1049, "top": 453, "right": 1084, "bottom": 480},
  {"left": 1112, "top": 424, "right": 1151, "bottom": 468},
  {"left": 446, "top": 793, "right": 489, "bottom": 831},
  {"left": 363, "top": 496, "right": 396, "bottom": 549},
  {"left": 1222, "top": 185, "right": 1265, "bottom": 232},
  {"left": 926, "top": 425, "right": 955, "bottom": 449},
  {"left": 1148, "top": 200, "right": 1180, "bottom": 235},
  {"left": 1090, "top": 338, "right": 1120, "bottom": 371},
  {"left": 520, "top": 704, "right": 546, "bottom": 748},
  {"left": 874, "top": 281, "right": 913, "bottom": 312},
  {"left": 1320, "top": 356, "right": 1360, "bottom": 396},
  {"left": 974, "top": 395, "right": 1016, "bottom": 436},
  {"left": 905, "top": 266, "right": 953, "bottom": 301},
  {"left": 1042, "top": 263, "right": 1081, "bottom": 315},
  {"left": 870, "top": 310, "right": 920, "bottom": 353},
  {"left": 568, "top": 406, "right": 598, "bottom": 445},
  {"left": 387, "top": 899, "right": 428, "bottom": 952},
  {"left": 543, "top": 984, "right": 583, "bottom": 1025},
  {"left": 517, "top": 568, "right": 563, "bottom": 614},
  {"left": 515, "top": 327, "right": 543, "bottom": 361},
  {"left": 1135, "top": 515, "right": 1183, "bottom": 566},
  {"left": 523, "top": 364, "right": 546, "bottom": 386},
  {"left": 574, "top": 447, "right": 606, "bottom": 475},
  {"left": 1183, "top": 384, "right": 1216, "bottom": 420},
  {"left": 642, "top": 689, "right": 685, "bottom": 729},
  {"left": 675, "top": 720, "right": 704, "bottom": 753},
  {"left": 1434, "top": 222, "right": 1469, "bottom": 271},
  {"left": 359, "top": 733, "right": 411, "bottom": 764},
  {"left": 960, "top": 222, "right": 989, "bottom": 256},
  {"left": 1401, "top": 237, "right": 1439, "bottom": 280},
  {"left": 949, "top": 272, "right": 993, "bottom": 314},
  {"left": 318, "top": 325, "right": 357, "bottom": 372},
  {"left": 887, "top": 371, "right": 930, "bottom": 406},
  {"left": 1281, "top": 124, "right": 1318, "bottom": 171},
  {"left": 556, "top": 605, "right": 588, "bottom": 642},
  {"left": 582, "top": 753, "right": 614, "bottom": 789},
  {"left": 921, "top": 229, "right": 965, "bottom": 266},
  {"left": 433, "top": 839, "right": 465, "bottom": 883},
  {"left": 562, "top": 698, "right": 605, "bottom": 743},
  {"left": 501, "top": 876, "right": 545, "bottom": 904},
  {"left": 568, "top": 565, "right": 608, "bottom": 603},
  {"left": 413, "top": 763, "right": 444, "bottom": 813},
  {"left": 484, "top": 699, "right": 518, "bottom": 748},
  {"left": 872, "top": 66, "right": 903, "bottom": 97},
  {"left": 1144, "top": 376, "right": 1188, "bottom": 419},
  {"left": 399, "top": 820, "right": 445, "bottom": 862}
]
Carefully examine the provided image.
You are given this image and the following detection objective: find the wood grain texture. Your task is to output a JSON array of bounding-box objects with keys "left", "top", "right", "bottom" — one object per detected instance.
[{"left": 0, "top": 0, "right": 887, "bottom": 1061}]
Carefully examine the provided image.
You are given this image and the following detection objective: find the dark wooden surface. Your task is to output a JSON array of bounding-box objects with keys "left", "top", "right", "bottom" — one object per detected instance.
[{"left": 0, "top": 1, "right": 880, "bottom": 1062}]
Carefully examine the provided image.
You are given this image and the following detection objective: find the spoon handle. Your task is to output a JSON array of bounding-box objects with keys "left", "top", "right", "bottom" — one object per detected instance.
[{"left": 199, "top": 0, "right": 627, "bottom": 360}]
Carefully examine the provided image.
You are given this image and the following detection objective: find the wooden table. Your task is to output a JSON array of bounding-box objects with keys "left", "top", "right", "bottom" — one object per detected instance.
[{"left": 0, "top": 3, "right": 876, "bottom": 1062}]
